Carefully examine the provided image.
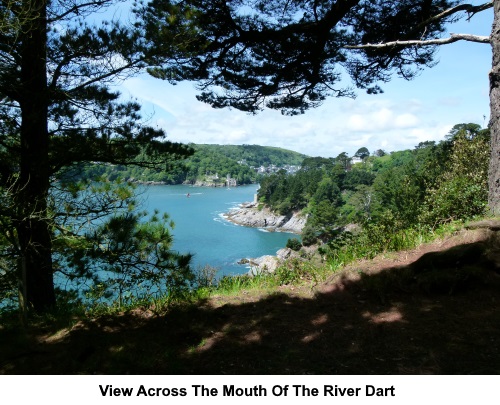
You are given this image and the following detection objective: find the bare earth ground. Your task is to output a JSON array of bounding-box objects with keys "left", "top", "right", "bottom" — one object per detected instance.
[{"left": 1, "top": 222, "right": 500, "bottom": 374}]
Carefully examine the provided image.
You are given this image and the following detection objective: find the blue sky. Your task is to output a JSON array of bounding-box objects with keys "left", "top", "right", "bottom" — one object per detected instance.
[{"left": 118, "top": 2, "right": 493, "bottom": 158}]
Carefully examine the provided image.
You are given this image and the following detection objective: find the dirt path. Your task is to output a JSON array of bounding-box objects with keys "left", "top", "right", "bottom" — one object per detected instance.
[{"left": 2, "top": 223, "right": 500, "bottom": 374}]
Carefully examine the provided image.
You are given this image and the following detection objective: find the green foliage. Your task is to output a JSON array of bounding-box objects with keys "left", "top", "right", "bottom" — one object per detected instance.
[
  {"left": 215, "top": 274, "right": 254, "bottom": 294},
  {"left": 322, "top": 221, "right": 453, "bottom": 272},
  {"left": 301, "top": 224, "right": 318, "bottom": 247},
  {"left": 258, "top": 158, "right": 335, "bottom": 214},
  {"left": 340, "top": 185, "right": 375, "bottom": 223},
  {"left": 193, "top": 265, "right": 219, "bottom": 289},
  {"left": 274, "top": 259, "right": 308, "bottom": 285},
  {"left": 286, "top": 238, "right": 302, "bottom": 251},
  {"left": 256, "top": 123, "right": 489, "bottom": 267},
  {"left": 75, "top": 144, "right": 306, "bottom": 186},
  {"left": 308, "top": 200, "right": 340, "bottom": 240},
  {"left": 194, "top": 144, "right": 306, "bottom": 167},
  {"left": 0, "top": 175, "right": 195, "bottom": 311},
  {"left": 420, "top": 128, "right": 489, "bottom": 225},
  {"left": 372, "top": 167, "right": 426, "bottom": 226},
  {"left": 0, "top": 0, "right": 198, "bottom": 311},
  {"left": 83, "top": 211, "right": 193, "bottom": 303},
  {"left": 343, "top": 166, "right": 375, "bottom": 191},
  {"left": 371, "top": 141, "right": 450, "bottom": 227}
]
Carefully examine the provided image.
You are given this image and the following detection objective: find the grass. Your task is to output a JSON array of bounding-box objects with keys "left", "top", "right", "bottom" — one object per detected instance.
[
  {"left": 2, "top": 218, "right": 500, "bottom": 374},
  {"left": 323, "top": 221, "right": 464, "bottom": 272},
  {"left": 0, "top": 220, "right": 467, "bottom": 325}
]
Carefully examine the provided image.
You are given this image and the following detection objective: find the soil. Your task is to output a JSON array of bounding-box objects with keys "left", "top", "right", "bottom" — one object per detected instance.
[{"left": 1, "top": 222, "right": 500, "bottom": 374}]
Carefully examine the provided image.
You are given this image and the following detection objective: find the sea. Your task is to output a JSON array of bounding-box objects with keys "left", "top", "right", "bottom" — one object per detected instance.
[{"left": 139, "top": 184, "right": 297, "bottom": 277}]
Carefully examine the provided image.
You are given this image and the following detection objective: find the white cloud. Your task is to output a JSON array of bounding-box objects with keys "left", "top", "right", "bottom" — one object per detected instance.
[
  {"left": 395, "top": 113, "right": 419, "bottom": 128},
  {"left": 346, "top": 114, "right": 367, "bottom": 131},
  {"left": 344, "top": 104, "right": 419, "bottom": 133},
  {"left": 109, "top": 8, "right": 493, "bottom": 159},
  {"left": 118, "top": 48, "right": 489, "bottom": 157}
]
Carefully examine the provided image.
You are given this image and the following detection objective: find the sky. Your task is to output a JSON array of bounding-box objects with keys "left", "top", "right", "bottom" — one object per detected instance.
[{"left": 118, "top": 2, "right": 493, "bottom": 158}]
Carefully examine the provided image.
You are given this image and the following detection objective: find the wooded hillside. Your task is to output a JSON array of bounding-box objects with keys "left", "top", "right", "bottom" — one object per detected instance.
[
  {"left": 74, "top": 144, "right": 308, "bottom": 185},
  {"left": 258, "top": 124, "right": 489, "bottom": 250}
]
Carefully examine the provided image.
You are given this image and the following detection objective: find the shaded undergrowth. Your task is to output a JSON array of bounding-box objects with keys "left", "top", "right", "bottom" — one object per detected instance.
[{"left": 2, "top": 222, "right": 500, "bottom": 374}]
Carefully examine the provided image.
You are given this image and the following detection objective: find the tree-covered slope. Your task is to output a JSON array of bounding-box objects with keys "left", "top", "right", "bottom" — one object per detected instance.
[
  {"left": 74, "top": 144, "right": 308, "bottom": 185},
  {"left": 258, "top": 124, "right": 490, "bottom": 247},
  {"left": 193, "top": 144, "right": 307, "bottom": 167}
]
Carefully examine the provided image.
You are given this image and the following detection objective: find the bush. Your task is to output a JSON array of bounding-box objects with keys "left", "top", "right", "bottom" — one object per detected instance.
[
  {"left": 286, "top": 238, "right": 302, "bottom": 251},
  {"left": 420, "top": 128, "right": 489, "bottom": 225},
  {"left": 301, "top": 224, "right": 318, "bottom": 246},
  {"left": 421, "top": 176, "right": 487, "bottom": 225}
]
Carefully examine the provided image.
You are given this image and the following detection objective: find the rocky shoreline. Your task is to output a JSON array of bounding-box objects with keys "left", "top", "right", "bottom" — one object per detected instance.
[
  {"left": 224, "top": 202, "right": 307, "bottom": 234},
  {"left": 224, "top": 202, "right": 309, "bottom": 275}
]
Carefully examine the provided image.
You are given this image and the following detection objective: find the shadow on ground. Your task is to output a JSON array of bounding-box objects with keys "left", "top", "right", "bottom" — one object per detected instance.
[{"left": 2, "top": 232, "right": 500, "bottom": 374}]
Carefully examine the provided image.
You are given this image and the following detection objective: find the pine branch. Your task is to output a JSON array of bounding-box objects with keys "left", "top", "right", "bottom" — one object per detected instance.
[
  {"left": 345, "top": 33, "right": 490, "bottom": 50},
  {"left": 418, "top": 1, "right": 493, "bottom": 27}
]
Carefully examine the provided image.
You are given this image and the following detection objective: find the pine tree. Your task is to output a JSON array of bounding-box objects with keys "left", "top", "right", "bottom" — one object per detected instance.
[{"left": 0, "top": 1, "right": 192, "bottom": 311}]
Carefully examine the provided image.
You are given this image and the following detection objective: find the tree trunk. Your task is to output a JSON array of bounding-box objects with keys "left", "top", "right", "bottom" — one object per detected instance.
[
  {"left": 489, "top": 0, "right": 500, "bottom": 214},
  {"left": 15, "top": 0, "right": 55, "bottom": 311}
]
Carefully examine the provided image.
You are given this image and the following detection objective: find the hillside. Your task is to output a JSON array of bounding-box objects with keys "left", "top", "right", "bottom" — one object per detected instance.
[
  {"left": 192, "top": 144, "right": 307, "bottom": 167},
  {"left": 2, "top": 220, "right": 500, "bottom": 374},
  {"left": 257, "top": 124, "right": 489, "bottom": 251},
  {"left": 75, "top": 144, "right": 308, "bottom": 186},
  {"left": 183, "top": 144, "right": 307, "bottom": 185}
]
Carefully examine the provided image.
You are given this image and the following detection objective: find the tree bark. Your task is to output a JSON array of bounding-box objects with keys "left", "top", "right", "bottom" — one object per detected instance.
[
  {"left": 489, "top": 0, "right": 500, "bottom": 214},
  {"left": 15, "top": 0, "right": 55, "bottom": 311}
]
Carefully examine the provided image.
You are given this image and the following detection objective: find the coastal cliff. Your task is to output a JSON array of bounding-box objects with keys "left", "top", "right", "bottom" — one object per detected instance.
[{"left": 224, "top": 202, "right": 306, "bottom": 234}]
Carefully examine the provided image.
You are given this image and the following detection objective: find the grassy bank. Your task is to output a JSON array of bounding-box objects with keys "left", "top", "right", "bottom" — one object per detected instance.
[
  {"left": 2, "top": 218, "right": 500, "bottom": 374},
  {"left": 0, "top": 220, "right": 470, "bottom": 322}
]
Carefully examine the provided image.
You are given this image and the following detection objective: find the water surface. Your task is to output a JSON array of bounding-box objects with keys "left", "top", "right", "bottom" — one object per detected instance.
[{"left": 141, "top": 184, "right": 297, "bottom": 276}]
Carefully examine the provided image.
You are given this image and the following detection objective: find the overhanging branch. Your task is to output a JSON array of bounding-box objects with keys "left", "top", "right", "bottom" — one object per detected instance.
[
  {"left": 417, "top": 1, "right": 493, "bottom": 28},
  {"left": 345, "top": 33, "right": 490, "bottom": 50}
]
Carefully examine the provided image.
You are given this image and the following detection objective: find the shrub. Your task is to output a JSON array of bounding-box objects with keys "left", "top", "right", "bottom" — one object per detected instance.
[
  {"left": 286, "top": 238, "right": 302, "bottom": 251},
  {"left": 420, "top": 128, "right": 489, "bottom": 225},
  {"left": 301, "top": 224, "right": 318, "bottom": 246}
]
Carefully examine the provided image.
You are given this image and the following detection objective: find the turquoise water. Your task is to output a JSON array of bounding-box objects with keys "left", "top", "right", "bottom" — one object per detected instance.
[{"left": 140, "top": 184, "right": 297, "bottom": 276}]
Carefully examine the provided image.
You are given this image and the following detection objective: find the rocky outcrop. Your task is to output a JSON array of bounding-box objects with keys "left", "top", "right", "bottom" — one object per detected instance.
[
  {"left": 191, "top": 180, "right": 226, "bottom": 187},
  {"left": 245, "top": 247, "right": 305, "bottom": 276},
  {"left": 225, "top": 203, "right": 306, "bottom": 234},
  {"left": 248, "top": 255, "right": 280, "bottom": 276},
  {"left": 227, "top": 203, "right": 308, "bottom": 276}
]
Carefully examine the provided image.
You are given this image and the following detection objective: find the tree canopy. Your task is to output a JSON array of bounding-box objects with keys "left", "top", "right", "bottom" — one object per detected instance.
[
  {"left": 142, "top": 0, "right": 496, "bottom": 210},
  {"left": 0, "top": 0, "right": 193, "bottom": 311},
  {"left": 143, "top": 0, "right": 491, "bottom": 113},
  {"left": 354, "top": 147, "right": 370, "bottom": 160},
  {"left": 258, "top": 124, "right": 489, "bottom": 245},
  {"left": 74, "top": 144, "right": 306, "bottom": 185}
]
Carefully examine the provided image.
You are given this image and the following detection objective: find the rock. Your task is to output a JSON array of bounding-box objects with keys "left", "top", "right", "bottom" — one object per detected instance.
[
  {"left": 279, "top": 212, "right": 308, "bottom": 233},
  {"left": 248, "top": 255, "right": 280, "bottom": 276},
  {"left": 247, "top": 244, "right": 323, "bottom": 277},
  {"left": 225, "top": 204, "right": 306, "bottom": 233},
  {"left": 276, "top": 248, "right": 295, "bottom": 260},
  {"left": 343, "top": 223, "right": 361, "bottom": 233}
]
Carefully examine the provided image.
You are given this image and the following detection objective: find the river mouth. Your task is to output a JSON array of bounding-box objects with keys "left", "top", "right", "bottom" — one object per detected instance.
[{"left": 140, "top": 184, "right": 297, "bottom": 277}]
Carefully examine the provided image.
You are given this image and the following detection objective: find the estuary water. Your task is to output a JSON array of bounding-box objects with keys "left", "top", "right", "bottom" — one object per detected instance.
[{"left": 140, "top": 184, "right": 297, "bottom": 276}]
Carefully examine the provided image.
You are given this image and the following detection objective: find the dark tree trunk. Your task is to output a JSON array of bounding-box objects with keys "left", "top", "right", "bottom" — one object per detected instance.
[
  {"left": 16, "top": 0, "right": 55, "bottom": 311},
  {"left": 489, "top": 0, "right": 500, "bottom": 214}
]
